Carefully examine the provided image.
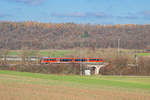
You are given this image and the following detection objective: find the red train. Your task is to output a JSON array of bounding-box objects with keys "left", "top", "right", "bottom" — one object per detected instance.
[{"left": 40, "top": 57, "right": 104, "bottom": 64}]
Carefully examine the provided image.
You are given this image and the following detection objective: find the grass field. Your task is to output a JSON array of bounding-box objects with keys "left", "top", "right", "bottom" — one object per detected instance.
[
  {"left": 7, "top": 50, "right": 68, "bottom": 57},
  {"left": 0, "top": 70, "right": 150, "bottom": 100},
  {"left": 5, "top": 48, "right": 149, "bottom": 58},
  {"left": 137, "top": 53, "right": 150, "bottom": 56},
  {"left": 39, "top": 50, "right": 68, "bottom": 57}
]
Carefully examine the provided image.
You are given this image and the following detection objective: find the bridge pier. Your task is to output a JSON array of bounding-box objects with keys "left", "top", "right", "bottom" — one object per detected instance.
[{"left": 86, "top": 64, "right": 107, "bottom": 75}]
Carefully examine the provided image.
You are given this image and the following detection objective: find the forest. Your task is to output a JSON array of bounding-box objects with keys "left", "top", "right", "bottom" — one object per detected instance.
[{"left": 0, "top": 21, "right": 150, "bottom": 50}]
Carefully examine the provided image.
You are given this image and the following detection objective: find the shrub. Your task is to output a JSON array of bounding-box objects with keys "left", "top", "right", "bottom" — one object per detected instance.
[
  {"left": 100, "top": 56, "right": 133, "bottom": 75},
  {"left": 0, "top": 64, "right": 83, "bottom": 75},
  {"left": 137, "top": 57, "right": 150, "bottom": 75}
]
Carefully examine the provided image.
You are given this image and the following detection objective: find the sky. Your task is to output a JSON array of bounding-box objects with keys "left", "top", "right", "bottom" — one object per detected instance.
[{"left": 0, "top": 0, "right": 150, "bottom": 24}]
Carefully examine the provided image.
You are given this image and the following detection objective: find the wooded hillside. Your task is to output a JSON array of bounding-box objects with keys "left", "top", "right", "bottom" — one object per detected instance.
[{"left": 0, "top": 21, "right": 150, "bottom": 49}]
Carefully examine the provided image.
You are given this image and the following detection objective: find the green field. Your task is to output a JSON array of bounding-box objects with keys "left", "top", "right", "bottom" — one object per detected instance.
[
  {"left": 0, "top": 70, "right": 150, "bottom": 100},
  {"left": 39, "top": 50, "right": 68, "bottom": 57},
  {"left": 137, "top": 53, "right": 150, "bottom": 56},
  {"left": 7, "top": 50, "right": 68, "bottom": 57},
  {"left": 5, "top": 48, "right": 150, "bottom": 58}
]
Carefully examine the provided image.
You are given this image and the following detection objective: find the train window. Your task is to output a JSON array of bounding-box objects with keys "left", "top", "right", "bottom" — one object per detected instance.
[
  {"left": 60, "top": 59, "right": 72, "bottom": 62},
  {"left": 89, "top": 59, "right": 96, "bottom": 61},
  {"left": 44, "top": 59, "right": 56, "bottom": 61},
  {"left": 89, "top": 59, "right": 103, "bottom": 61},
  {"left": 98, "top": 59, "right": 103, "bottom": 61},
  {"left": 96, "top": 59, "right": 103, "bottom": 61},
  {"left": 44, "top": 59, "right": 48, "bottom": 61},
  {"left": 53, "top": 59, "right": 56, "bottom": 61},
  {"left": 75, "top": 59, "right": 87, "bottom": 62},
  {"left": 75, "top": 59, "right": 80, "bottom": 61},
  {"left": 48, "top": 59, "right": 56, "bottom": 61}
]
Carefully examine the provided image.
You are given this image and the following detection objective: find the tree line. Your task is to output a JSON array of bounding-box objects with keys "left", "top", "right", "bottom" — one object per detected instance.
[{"left": 0, "top": 21, "right": 150, "bottom": 49}]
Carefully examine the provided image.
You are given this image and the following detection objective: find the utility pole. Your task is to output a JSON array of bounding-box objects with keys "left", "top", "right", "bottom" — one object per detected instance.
[
  {"left": 118, "top": 38, "right": 120, "bottom": 56},
  {"left": 79, "top": 35, "right": 82, "bottom": 76},
  {"left": 80, "top": 60, "right": 82, "bottom": 75}
]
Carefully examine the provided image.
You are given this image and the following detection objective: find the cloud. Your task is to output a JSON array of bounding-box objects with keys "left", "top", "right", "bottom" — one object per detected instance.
[
  {"left": 0, "top": 14, "right": 5, "bottom": 17},
  {"left": 116, "top": 15, "right": 139, "bottom": 20},
  {"left": 51, "top": 12, "right": 86, "bottom": 17},
  {"left": 0, "top": 13, "right": 10, "bottom": 18},
  {"left": 12, "top": 0, "right": 45, "bottom": 5},
  {"left": 139, "top": 10, "right": 150, "bottom": 19},
  {"left": 120, "top": 11, "right": 150, "bottom": 20},
  {"left": 86, "top": 12, "right": 112, "bottom": 18},
  {"left": 51, "top": 12, "right": 112, "bottom": 18},
  {"left": 51, "top": 11, "right": 150, "bottom": 21},
  {"left": 115, "top": 12, "right": 141, "bottom": 20},
  {"left": 140, "top": 10, "right": 150, "bottom": 16}
]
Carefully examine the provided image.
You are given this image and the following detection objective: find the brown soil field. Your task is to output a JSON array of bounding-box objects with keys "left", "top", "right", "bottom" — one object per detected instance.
[{"left": 0, "top": 74, "right": 150, "bottom": 100}]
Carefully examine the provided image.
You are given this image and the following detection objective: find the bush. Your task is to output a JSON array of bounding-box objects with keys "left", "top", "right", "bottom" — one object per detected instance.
[
  {"left": 137, "top": 57, "right": 150, "bottom": 75},
  {"left": 100, "top": 56, "right": 136, "bottom": 75},
  {"left": 0, "top": 64, "right": 83, "bottom": 75},
  {"left": 100, "top": 56, "right": 150, "bottom": 76}
]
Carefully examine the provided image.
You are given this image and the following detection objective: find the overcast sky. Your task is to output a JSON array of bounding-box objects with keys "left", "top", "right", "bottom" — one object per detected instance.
[{"left": 0, "top": 0, "right": 150, "bottom": 24}]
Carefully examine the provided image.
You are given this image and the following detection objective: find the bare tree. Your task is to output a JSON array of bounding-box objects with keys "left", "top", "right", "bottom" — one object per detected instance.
[{"left": 0, "top": 49, "right": 9, "bottom": 64}]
